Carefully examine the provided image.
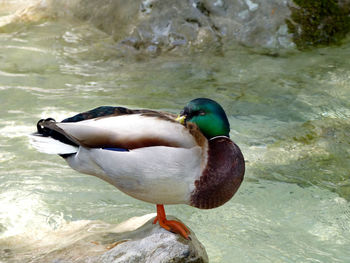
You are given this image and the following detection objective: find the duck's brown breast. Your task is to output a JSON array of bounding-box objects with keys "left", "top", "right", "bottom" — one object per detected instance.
[{"left": 190, "top": 137, "right": 245, "bottom": 209}]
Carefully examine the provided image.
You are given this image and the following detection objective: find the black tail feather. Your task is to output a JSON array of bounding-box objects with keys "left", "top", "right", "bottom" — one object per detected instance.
[{"left": 37, "top": 118, "right": 78, "bottom": 147}]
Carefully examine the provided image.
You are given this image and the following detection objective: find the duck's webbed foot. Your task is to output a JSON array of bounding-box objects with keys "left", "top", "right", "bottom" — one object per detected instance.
[{"left": 153, "top": 204, "right": 190, "bottom": 240}]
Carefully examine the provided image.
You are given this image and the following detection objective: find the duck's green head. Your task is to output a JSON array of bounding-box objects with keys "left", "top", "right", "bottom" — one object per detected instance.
[{"left": 177, "top": 98, "right": 230, "bottom": 139}]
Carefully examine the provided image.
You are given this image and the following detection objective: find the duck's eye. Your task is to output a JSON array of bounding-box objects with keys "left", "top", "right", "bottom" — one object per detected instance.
[{"left": 198, "top": 110, "right": 206, "bottom": 116}]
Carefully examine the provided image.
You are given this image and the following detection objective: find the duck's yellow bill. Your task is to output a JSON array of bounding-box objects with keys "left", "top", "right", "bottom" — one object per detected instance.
[{"left": 175, "top": 115, "right": 186, "bottom": 125}]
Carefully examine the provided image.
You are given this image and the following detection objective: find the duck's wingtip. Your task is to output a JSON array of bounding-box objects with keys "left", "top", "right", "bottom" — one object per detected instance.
[{"left": 29, "top": 133, "right": 78, "bottom": 155}]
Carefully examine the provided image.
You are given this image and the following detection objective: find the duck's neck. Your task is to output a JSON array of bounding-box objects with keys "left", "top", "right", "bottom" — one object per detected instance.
[{"left": 209, "top": 135, "right": 230, "bottom": 141}]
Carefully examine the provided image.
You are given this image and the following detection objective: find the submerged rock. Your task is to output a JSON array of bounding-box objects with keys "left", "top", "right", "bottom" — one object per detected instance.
[{"left": 32, "top": 214, "right": 208, "bottom": 263}]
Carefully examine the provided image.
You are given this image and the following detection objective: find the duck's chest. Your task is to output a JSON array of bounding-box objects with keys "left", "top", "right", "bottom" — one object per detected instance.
[{"left": 189, "top": 137, "right": 245, "bottom": 209}]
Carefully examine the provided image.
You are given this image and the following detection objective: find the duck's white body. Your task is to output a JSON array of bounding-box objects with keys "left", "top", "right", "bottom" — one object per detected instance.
[
  {"left": 31, "top": 111, "right": 207, "bottom": 205},
  {"left": 67, "top": 145, "right": 202, "bottom": 204}
]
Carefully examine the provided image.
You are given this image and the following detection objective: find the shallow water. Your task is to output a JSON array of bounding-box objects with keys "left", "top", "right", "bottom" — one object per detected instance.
[{"left": 1, "top": 3, "right": 350, "bottom": 263}]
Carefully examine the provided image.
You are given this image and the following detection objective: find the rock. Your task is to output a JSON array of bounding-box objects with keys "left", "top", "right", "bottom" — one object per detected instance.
[
  {"left": 92, "top": 214, "right": 208, "bottom": 263},
  {"left": 97, "top": 220, "right": 208, "bottom": 262},
  {"left": 65, "top": 0, "right": 296, "bottom": 51},
  {"left": 5, "top": 0, "right": 350, "bottom": 53},
  {"left": 285, "top": 0, "right": 350, "bottom": 49},
  {"left": 34, "top": 214, "right": 208, "bottom": 263},
  {"left": 2, "top": 0, "right": 295, "bottom": 53}
]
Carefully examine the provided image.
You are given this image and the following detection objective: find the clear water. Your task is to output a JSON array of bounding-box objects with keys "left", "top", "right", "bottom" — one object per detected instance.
[{"left": 1, "top": 2, "right": 350, "bottom": 262}]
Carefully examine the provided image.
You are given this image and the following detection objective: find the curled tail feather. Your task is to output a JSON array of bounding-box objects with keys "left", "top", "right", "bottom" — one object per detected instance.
[{"left": 30, "top": 118, "right": 78, "bottom": 155}]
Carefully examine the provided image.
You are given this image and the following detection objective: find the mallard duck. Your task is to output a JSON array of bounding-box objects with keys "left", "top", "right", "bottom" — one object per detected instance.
[{"left": 31, "top": 98, "right": 245, "bottom": 239}]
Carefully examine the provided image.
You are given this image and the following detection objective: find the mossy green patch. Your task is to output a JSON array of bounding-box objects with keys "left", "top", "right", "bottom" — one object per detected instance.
[{"left": 286, "top": 0, "right": 350, "bottom": 49}]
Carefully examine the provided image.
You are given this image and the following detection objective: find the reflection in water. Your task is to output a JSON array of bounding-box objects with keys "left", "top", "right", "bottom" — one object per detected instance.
[{"left": 0, "top": 2, "right": 350, "bottom": 262}]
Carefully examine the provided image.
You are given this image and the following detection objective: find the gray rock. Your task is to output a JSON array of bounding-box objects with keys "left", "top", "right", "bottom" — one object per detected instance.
[
  {"left": 97, "top": 224, "right": 207, "bottom": 262},
  {"left": 34, "top": 214, "right": 208, "bottom": 263},
  {"left": 5, "top": 0, "right": 296, "bottom": 53},
  {"left": 65, "top": 0, "right": 295, "bottom": 51}
]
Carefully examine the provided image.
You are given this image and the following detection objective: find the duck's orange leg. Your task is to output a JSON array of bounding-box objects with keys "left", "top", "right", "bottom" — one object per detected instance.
[{"left": 153, "top": 204, "right": 190, "bottom": 239}]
